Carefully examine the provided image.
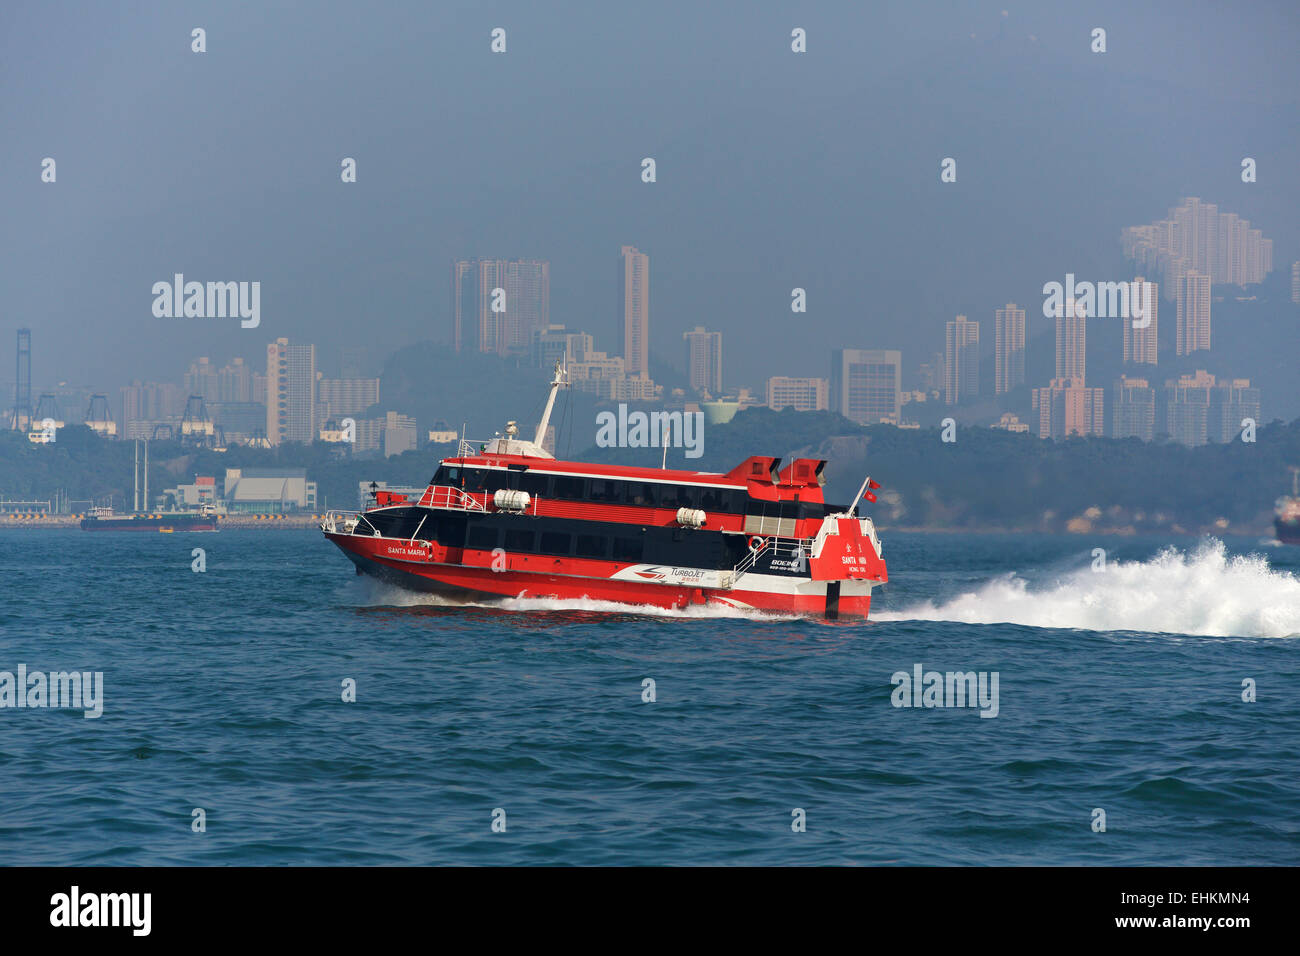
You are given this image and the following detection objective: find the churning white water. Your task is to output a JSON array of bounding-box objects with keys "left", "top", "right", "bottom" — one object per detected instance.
[
  {"left": 352, "top": 578, "right": 791, "bottom": 619},
  {"left": 875, "top": 539, "right": 1300, "bottom": 638}
]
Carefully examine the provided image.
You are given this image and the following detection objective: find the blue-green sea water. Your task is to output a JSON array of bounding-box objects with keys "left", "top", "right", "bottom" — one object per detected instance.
[{"left": 1, "top": 529, "right": 1297, "bottom": 865}]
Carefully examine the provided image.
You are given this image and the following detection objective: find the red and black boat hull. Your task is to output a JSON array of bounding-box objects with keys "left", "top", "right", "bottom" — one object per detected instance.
[{"left": 325, "top": 528, "right": 876, "bottom": 618}]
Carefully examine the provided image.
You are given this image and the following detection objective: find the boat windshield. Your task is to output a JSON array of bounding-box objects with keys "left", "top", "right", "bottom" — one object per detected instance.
[{"left": 429, "top": 466, "right": 461, "bottom": 486}]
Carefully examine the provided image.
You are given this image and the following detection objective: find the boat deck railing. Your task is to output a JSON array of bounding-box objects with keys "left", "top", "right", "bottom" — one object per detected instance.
[
  {"left": 322, "top": 485, "right": 488, "bottom": 536},
  {"left": 420, "top": 485, "right": 487, "bottom": 512},
  {"left": 457, "top": 438, "right": 500, "bottom": 458},
  {"left": 728, "top": 534, "right": 813, "bottom": 587},
  {"left": 321, "top": 510, "right": 378, "bottom": 535}
]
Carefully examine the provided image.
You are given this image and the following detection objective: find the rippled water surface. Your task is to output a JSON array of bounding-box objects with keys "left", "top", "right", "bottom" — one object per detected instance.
[{"left": 1, "top": 529, "right": 1297, "bottom": 865}]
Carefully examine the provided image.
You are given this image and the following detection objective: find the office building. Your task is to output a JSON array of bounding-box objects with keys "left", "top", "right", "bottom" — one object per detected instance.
[
  {"left": 1031, "top": 378, "right": 1104, "bottom": 439},
  {"left": 618, "top": 246, "right": 650, "bottom": 380},
  {"left": 120, "top": 381, "right": 185, "bottom": 438},
  {"left": 317, "top": 377, "right": 380, "bottom": 421},
  {"left": 1122, "top": 277, "right": 1158, "bottom": 366},
  {"left": 452, "top": 258, "right": 550, "bottom": 355},
  {"left": 532, "top": 325, "right": 594, "bottom": 371},
  {"left": 1054, "top": 298, "right": 1087, "bottom": 382},
  {"left": 1174, "top": 270, "right": 1211, "bottom": 356},
  {"left": 1111, "top": 376, "right": 1156, "bottom": 441},
  {"left": 683, "top": 326, "right": 723, "bottom": 397},
  {"left": 766, "top": 376, "right": 829, "bottom": 412},
  {"left": 994, "top": 303, "right": 1026, "bottom": 394},
  {"left": 381, "top": 411, "right": 418, "bottom": 457},
  {"left": 266, "top": 338, "right": 317, "bottom": 445},
  {"left": 944, "top": 316, "right": 979, "bottom": 405},
  {"left": 832, "top": 348, "right": 902, "bottom": 424},
  {"left": 1208, "top": 377, "right": 1260, "bottom": 444}
]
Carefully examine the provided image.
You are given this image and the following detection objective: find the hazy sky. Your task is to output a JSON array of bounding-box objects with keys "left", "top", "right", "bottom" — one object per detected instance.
[{"left": 3, "top": 0, "right": 1298, "bottom": 390}]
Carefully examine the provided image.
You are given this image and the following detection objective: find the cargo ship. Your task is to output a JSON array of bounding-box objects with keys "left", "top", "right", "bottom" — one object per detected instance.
[
  {"left": 1276, "top": 468, "right": 1300, "bottom": 545},
  {"left": 80, "top": 437, "right": 220, "bottom": 532},
  {"left": 80, "top": 503, "right": 219, "bottom": 532},
  {"left": 321, "top": 362, "right": 888, "bottom": 618}
]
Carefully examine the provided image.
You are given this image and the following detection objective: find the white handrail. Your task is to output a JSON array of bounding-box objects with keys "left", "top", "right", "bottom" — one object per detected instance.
[
  {"left": 322, "top": 510, "right": 368, "bottom": 535},
  {"left": 423, "top": 485, "right": 486, "bottom": 512},
  {"left": 730, "top": 534, "right": 812, "bottom": 586}
]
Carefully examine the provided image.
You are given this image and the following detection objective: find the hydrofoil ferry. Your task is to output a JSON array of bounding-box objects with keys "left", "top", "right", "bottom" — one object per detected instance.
[{"left": 322, "top": 364, "right": 888, "bottom": 618}]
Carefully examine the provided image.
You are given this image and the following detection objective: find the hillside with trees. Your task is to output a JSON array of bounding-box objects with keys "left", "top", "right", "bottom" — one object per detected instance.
[
  {"left": 3, "top": 411, "right": 1297, "bottom": 533},
  {"left": 577, "top": 406, "right": 1300, "bottom": 533}
]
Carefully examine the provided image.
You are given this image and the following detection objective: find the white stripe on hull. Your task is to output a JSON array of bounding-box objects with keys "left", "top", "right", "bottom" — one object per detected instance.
[{"left": 610, "top": 564, "right": 875, "bottom": 597}]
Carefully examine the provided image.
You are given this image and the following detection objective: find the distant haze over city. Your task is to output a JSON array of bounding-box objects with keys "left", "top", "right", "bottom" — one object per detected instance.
[{"left": 2, "top": 0, "right": 1298, "bottom": 422}]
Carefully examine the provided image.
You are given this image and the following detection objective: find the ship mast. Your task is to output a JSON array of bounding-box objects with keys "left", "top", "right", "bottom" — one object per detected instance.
[
  {"left": 533, "top": 358, "right": 569, "bottom": 448},
  {"left": 847, "top": 474, "right": 872, "bottom": 518}
]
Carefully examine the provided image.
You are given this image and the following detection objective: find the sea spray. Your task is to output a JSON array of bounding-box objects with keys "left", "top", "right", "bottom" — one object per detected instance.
[{"left": 874, "top": 538, "right": 1300, "bottom": 639}]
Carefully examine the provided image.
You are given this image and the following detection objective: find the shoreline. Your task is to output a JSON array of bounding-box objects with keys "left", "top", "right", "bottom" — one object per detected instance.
[{"left": 0, "top": 514, "right": 326, "bottom": 530}]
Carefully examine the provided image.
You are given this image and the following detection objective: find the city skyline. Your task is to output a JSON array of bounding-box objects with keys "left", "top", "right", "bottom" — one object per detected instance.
[
  {"left": 4, "top": 3, "right": 1297, "bottom": 400},
  {"left": 5, "top": 241, "right": 1282, "bottom": 448},
  {"left": 3, "top": 184, "right": 1290, "bottom": 430}
]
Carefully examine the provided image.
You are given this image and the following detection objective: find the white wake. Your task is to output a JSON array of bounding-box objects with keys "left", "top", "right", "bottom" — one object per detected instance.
[
  {"left": 351, "top": 579, "right": 794, "bottom": 620},
  {"left": 874, "top": 539, "right": 1300, "bottom": 638}
]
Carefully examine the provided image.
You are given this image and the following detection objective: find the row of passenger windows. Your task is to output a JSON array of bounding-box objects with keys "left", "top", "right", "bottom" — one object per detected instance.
[
  {"left": 431, "top": 465, "right": 750, "bottom": 513},
  {"left": 465, "top": 524, "right": 645, "bottom": 561}
]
